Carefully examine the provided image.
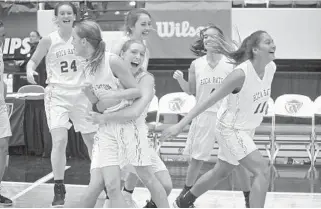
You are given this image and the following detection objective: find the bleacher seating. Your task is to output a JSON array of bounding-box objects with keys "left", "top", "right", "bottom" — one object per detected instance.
[{"left": 231, "top": 0, "right": 321, "bottom": 7}]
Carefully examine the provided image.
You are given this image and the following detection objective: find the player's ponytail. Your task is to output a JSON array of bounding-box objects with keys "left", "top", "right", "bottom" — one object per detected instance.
[
  {"left": 88, "top": 40, "right": 106, "bottom": 74},
  {"left": 73, "top": 19, "right": 106, "bottom": 74},
  {"left": 214, "top": 30, "right": 267, "bottom": 66}
]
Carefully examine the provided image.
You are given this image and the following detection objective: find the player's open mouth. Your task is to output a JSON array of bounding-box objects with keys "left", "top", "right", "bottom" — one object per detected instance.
[
  {"left": 131, "top": 61, "right": 140, "bottom": 68},
  {"left": 63, "top": 20, "right": 71, "bottom": 23}
]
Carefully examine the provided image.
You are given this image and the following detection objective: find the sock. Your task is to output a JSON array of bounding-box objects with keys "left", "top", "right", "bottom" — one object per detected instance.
[
  {"left": 149, "top": 199, "right": 156, "bottom": 206},
  {"left": 123, "top": 186, "right": 134, "bottom": 194},
  {"left": 180, "top": 184, "right": 192, "bottom": 196},
  {"left": 104, "top": 188, "right": 109, "bottom": 199},
  {"left": 243, "top": 191, "right": 250, "bottom": 208},
  {"left": 54, "top": 180, "right": 63, "bottom": 184},
  {"left": 182, "top": 191, "right": 197, "bottom": 205}
]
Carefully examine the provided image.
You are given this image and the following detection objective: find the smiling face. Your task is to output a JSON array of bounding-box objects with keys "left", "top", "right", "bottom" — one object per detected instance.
[
  {"left": 253, "top": 32, "right": 276, "bottom": 63},
  {"left": 121, "top": 42, "right": 146, "bottom": 72},
  {"left": 131, "top": 13, "right": 152, "bottom": 39},
  {"left": 202, "top": 28, "right": 221, "bottom": 52},
  {"left": 55, "top": 4, "right": 76, "bottom": 29}
]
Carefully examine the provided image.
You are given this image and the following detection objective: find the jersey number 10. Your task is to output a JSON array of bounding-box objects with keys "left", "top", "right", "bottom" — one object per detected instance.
[
  {"left": 60, "top": 60, "right": 77, "bottom": 73},
  {"left": 254, "top": 101, "right": 268, "bottom": 115}
]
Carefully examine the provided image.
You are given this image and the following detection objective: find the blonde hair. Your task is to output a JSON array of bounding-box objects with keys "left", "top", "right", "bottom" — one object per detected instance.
[{"left": 74, "top": 19, "right": 106, "bottom": 74}]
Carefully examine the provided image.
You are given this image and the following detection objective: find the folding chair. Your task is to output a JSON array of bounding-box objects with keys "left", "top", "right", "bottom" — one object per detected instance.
[
  {"left": 273, "top": 94, "right": 315, "bottom": 177},
  {"left": 313, "top": 96, "right": 321, "bottom": 166},
  {"left": 244, "top": 0, "right": 269, "bottom": 7},
  {"left": 269, "top": 0, "right": 293, "bottom": 7},
  {"left": 153, "top": 92, "right": 196, "bottom": 159},
  {"left": 293, "top": 0, "right": 319, "bottom": 7},
  {"left": 17, "top": 85, "right": 45, "bottom": 100}
]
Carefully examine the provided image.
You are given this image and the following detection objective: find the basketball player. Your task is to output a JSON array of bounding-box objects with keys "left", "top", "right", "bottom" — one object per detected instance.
[
  {"left": 26, "top": 3, "right": 97, "bottom": 207},
  {"left": 173, "top": 25, "right": 251, "bottom": 208},
  {"left": 0, "top": 21, "right": 13, "bottom": 206},
  {"left": 111, "top": 8, "right": 152, "bottom": 71},
  {"left": 162, "top": 30, "right": 276, "bottom": 208},
  {"left": 108, "top": 9, "right": 172, "bottom": 208},
  {"left": 72, "top": 20, "right": 169, "bottom": 208}
]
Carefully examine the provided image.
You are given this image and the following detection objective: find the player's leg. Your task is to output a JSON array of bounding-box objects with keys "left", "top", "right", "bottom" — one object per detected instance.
[
  {"left": 234, "top": 165, "right": 252, "bottom": 208},
  {"left": 236, "top": 130, "right": 270, "bottom": 208},
  {"left": 0, "top": 106, "right": 12, "bottom": 206},
  {"left": 120, "top": 122, "right": 169, "bottom": 208},
  {"left": 98, "top": 125, "right": 127, "bottom": 208},
  {"left": 44, "top": 85, "right": 72, "bottom": 207},
  {"left": 178, "top": 112, "right": 216, "bottom": 199},
  {"left": 70, "top": 91, "right": 98, "bottom": 160},
  {"left": 142, "top": 152, "right": 172, "bottom": 208}
]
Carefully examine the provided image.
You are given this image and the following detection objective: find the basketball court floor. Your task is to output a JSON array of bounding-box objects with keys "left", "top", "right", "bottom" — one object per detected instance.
[{"left": 1, "top": 155, "right": 321, "bottom": 208}]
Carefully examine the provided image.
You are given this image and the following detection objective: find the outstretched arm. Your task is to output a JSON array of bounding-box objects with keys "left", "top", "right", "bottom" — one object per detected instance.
[{"left": 161, "top": 69, "right": 246, "bottom": 139}]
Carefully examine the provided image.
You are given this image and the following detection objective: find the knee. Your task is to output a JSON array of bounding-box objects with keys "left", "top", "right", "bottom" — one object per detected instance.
[
  {"left": 135, "top": 168, "right": 155, "bottom": 186},
  {"left": 52, "top": 136, "right": 68, "bottom": 150},
  {"left": 104, "top": 177, "right": 121, "bottom": 197},
  {"left": 251, "top": 160, "right": 270, "bottom": 180}
]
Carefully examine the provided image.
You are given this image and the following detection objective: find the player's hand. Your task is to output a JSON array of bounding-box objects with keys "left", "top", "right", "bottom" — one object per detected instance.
[
  {"left": 86, "top": 111, "right": 105, "bottom": 125},
  {"left": 160, "top": 124, "right": 183, "bottom": 142},
  {"left": 26, "top": 69, "right": 38, "bottom": 84},
  {"left": 173, "top": 70, "right": 184, "bottom": 81},
  {"left": 81, "top": 84, "right": 98, "bottom": 104}
]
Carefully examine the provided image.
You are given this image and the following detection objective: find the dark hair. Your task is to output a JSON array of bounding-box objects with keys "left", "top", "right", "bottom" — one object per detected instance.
[
  {"left": 74, "top": 19, "right": 106, "bottom": 74},
  {"left": 124, "top": 9, "right": 151, "bottom": 35},
  {"left": 190, "top": 25, "right": 225, "bottom": 57},
  {"left": 121, "top": 39, "right": 146, "bottom": 54},
  {"left": 215, "top": 30, "right": 267, "bottom": 66},
  {"left": 30, "top": 30, "right": 42, "bottom": 39},
  {"left": 54, "top": 2, "right": 77, "bottom": 16}
]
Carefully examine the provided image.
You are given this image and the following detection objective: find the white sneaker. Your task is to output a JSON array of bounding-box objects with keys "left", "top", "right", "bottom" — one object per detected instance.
[
  {"left": 103, "top": 199, "right": 111, "bottom": 208},
  {"left": 122, "top": 191, "right": 138, "bottom": 208}
]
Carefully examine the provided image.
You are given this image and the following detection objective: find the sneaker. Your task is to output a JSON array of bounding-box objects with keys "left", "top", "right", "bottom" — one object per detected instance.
[
  {"left": 143, "top": 200, "right": 157, "bottom": 208},
  {"left": 103, "top": 199, "right": 111, "bottom": 208},
  {"left": 122, "top": 191, "right": 138, "bottom": 207},
  {"left": 0, "top": 194, "right": 13, "bottom": 206},
  {"left": 173, "top": 196, "right": 195, "bottom": 208},
  {"left": 51, "top": 184, "right": 66, "bottom": 208}
]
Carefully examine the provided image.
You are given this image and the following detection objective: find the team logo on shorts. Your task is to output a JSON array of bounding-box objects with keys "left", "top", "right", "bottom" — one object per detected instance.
[
  {"left": 285, "top": 99, "right": 303, "bottom": 114},
  {"left": 169, "top": 97, "right": 185, "bottom": 112}
]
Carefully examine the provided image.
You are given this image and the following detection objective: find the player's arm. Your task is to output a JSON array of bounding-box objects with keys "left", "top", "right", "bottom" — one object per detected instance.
[
  {"left": 3, "top": 82, "right": 7, "bottom": 99},
  {"left": 174, "top": 69, "right": 245, "bottom": 129},
  {"left": 26, "top": 37, "right": 51, "bottom": 84},
  {"left": 186, "top": 61, "right": 196, "bottom": 95},
  {"left": 98, "top": 74, "right": 154, "bottom": 123},
  {"left": 109, "top": 54, "right": 141, "bottom": 98},
  {"left": 110, "top": 39, "right": 126, "bottom": 55},
  {"left": 95, "top": 55, "right": 141, "bottom": 112}
]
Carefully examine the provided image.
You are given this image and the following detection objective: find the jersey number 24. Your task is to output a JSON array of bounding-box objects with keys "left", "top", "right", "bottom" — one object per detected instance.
[{"left": 60, "top": 60, "right": 77, "bottom": 73}]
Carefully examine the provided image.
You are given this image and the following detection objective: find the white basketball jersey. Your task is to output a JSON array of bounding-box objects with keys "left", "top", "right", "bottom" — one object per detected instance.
[
  {"left": 119, "top": 36, "right": 149, "bottom": 71},
  {"left": 0, "top": 47, "right": 4, "bottom": 102},
  {"left": 217, "top": 60, "right": 277, "bottom": 130},
  {"left": 45, "top": 31, "right": 85, "bottom": 87},
  {"left": 86, "top": 52, "right": 130, "bottom": 113},
  {"left": 194, "top": 55, "right": 234, "bottom": 113}
]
